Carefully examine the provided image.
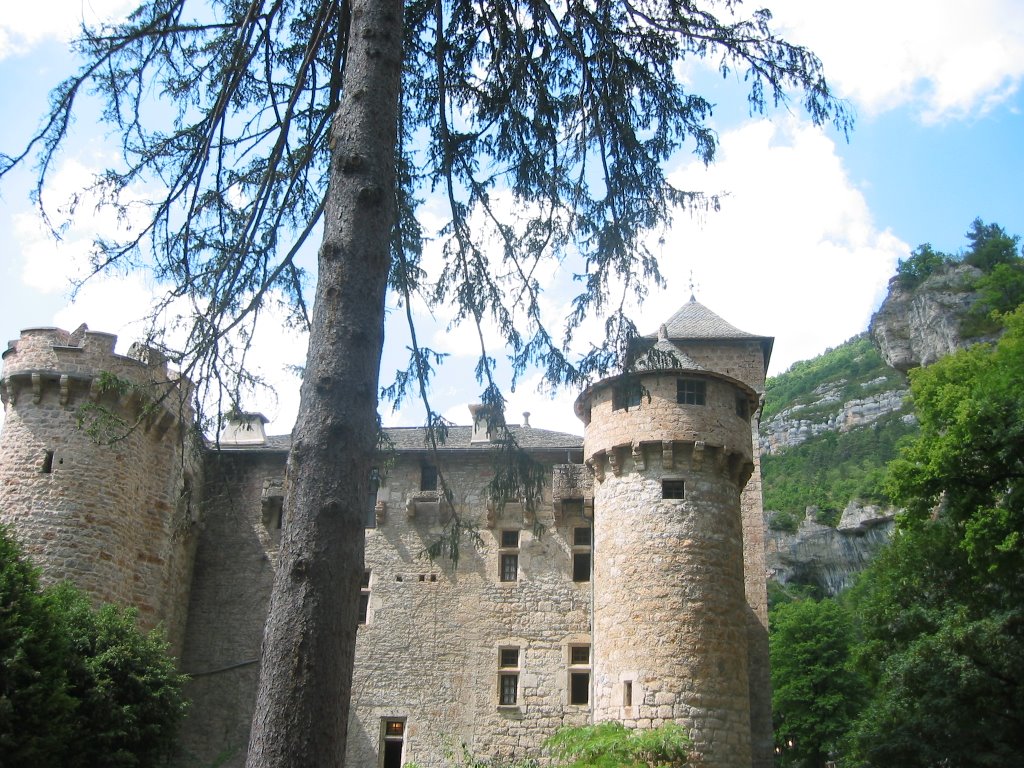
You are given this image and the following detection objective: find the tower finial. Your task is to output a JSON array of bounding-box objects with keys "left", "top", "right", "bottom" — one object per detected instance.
[{"left": 688, "top": 270, "right": 699, "bottom": 302}]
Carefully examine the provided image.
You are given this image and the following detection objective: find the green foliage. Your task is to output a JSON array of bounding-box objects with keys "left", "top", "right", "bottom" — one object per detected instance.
[
  {"left": 894, "top": 243, "right": 953, "bottom": 289},
  {"left": 962, "top": 218, "right": 1021, "bottom": 271},
  {"left": 761, "top": 414, "right": 917, "bottom": 518},
  {"left": 838, "top": 308, "right": 1024, "bottom": 766},
  {"left": 767, "top": 509, "right": 802, "bottom": 533},
  {"left": 962, "top": 261, "right": 1024, "bottom": 337},
  {"left": 48, "top": 584, "right": 189, "bottom": 768},
  {"left": 770, "top": 598, "right": 863, "bottom": 768},
  {"left": 544, "top": 721, "right": 695, "bottom": 767},
  {"left": 0, "top": 527, "right": 187, "bottom": 768},
  {"left": 0, "top": 527, "right": 75, "bottom": 766},
  {"left": 762, "top": 336, "right": 897, "bottom": 422}
]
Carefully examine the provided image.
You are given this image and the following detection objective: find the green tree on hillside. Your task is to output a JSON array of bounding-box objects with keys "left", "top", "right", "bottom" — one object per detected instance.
[
  {"left": 3, "top": 0, "right": 850, "bottom": 763},
  {"left": 841, "top": 306, "right": 1024, "bottom": 767}
]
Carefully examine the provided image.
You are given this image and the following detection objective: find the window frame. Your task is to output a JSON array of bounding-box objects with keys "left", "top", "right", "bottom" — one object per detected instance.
[
  {"left": 567, "top": 644, "right": 591, "bottom": 706},
  {"left": 572, "top": 525, "right": 592, "bottom": 583},
  {"left": 498, "top": 529, "right": 520, "bottom": 583},
  {"left": 662, "top": 479, "right": 685, "bottom": 500},
  {"left": 676, "top": 378, "right": 707, "bottom": 406},
  {"left": 498, "top": 646, "right": 520, "bottom": 707}
]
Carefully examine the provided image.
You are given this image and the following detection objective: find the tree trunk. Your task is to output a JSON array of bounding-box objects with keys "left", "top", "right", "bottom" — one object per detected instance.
[{"left": 245, "top": 0, "right": 404, "bottom": 763}]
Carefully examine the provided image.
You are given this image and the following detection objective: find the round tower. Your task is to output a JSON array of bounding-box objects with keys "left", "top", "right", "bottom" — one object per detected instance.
[
  {"left": 575, "top": 299, "right": 772, "bottom": 768},
  {"left": 0, "top": 326, "right": 201, "bottom": 653}
]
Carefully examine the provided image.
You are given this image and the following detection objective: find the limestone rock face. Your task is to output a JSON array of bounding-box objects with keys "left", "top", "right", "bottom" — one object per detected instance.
[
  {"left": 766, "top": 502, "right": 895, "bottom": 596},
  {"left": 759, "top": 384, "right": 910, "bottom": 455},
  {"left": 869, "top": 264, "right": 984, "bottom": 372}
]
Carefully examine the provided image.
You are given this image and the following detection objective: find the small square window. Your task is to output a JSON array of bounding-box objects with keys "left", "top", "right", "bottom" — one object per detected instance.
[
  {"left": 562, "top": 497, "right": 584, "bottom": 517},
  {"left": 420, "top": 464, "right": 438, "bottom": 491},
  {"left": 570, "top": 645, "right": 590, "bottom": 665},
  {"left": 499, "top": 647, "right": 519, "bottom": 667},
  {"left": 676, "top": 378, "right": 706, "bottom": 406},
  {"left": 385, "top": 720, "right": 405, "bottom": 738},
  {"left": 573, "top": 526, "right": 592, "bottom": 546},
  {"left": 500, "top": 529, "right": 520, "bottom": 548},
  {"left": 663, "top": 479, "right": 685, "bottom": 499},
  {"left": 500, "top": 553, "right": 519, "bottom": 582}
]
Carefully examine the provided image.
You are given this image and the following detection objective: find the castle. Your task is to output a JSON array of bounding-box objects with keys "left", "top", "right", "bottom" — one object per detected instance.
[{"left": 0, "top": 298, "right": 773, "bottom": 768}]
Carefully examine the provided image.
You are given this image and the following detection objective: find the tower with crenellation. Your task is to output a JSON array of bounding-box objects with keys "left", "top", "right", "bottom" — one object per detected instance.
[{"left": 0, "top": 325, "right": 202, "bottom": 655}]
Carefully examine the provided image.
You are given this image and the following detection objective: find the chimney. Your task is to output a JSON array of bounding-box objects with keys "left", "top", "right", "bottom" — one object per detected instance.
[
  {"left": 522, "top": 411, "right": 531, "bottom": 428},
  {"left": 221, "top": 412, "right": 269, "bottom": 446},
  {"left": 469, "top": 403, "right": 504, "bottom": 443}
]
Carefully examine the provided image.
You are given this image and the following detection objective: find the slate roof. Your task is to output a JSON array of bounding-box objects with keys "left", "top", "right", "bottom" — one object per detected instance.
[
  {"left": 216, "top": 425, "right": 583, "bottom": 453},
  {"left": 645, "top": 297, "right": 769, "bottom": 342}
]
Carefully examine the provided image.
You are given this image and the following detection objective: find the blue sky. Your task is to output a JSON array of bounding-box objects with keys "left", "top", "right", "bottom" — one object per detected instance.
[{"left": 1, "top": 0, "right": 1022, "bottom": 436}]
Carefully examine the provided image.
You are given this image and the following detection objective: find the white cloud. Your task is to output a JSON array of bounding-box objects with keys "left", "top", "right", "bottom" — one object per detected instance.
[
  {"left": 0, "top": 0, "right": 136, "bottom": 60},
  {"left": 765, "top": 0, "right": 1024, "bottom": 121}
]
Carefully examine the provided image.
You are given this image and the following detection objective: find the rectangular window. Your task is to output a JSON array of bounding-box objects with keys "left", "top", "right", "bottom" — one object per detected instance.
[
  {"left": 612, "top": 381, "right": 643, "bottom": 411},
  {"left": 736, "top": 395, "right": 750, "bottom": 420},
  {"left": 420, "top": 464, "right": 438, "bottom": 491},
  {"left": 662, "top": 479, "right": 685, "bottom": 499},
  {"left": 572, "top": 526, "right": 592, "bottom": 582},
  {"left": 500, "top": 553, "right": 519, "bottom": 582},
  {"left": 623, "top": 680, "right": 633, "bottom": 707},
  {"left": 562, "top": 497, "right": 584, "bottom": 517},
  {"left": 568, "top": 644, "right": 591, "bottom": 705},
  {"left": 499, "top": 530, "right": 519, "bottom": 582},
  {"left": 498, "top": 647, "right": 520, "bottom": 706},
  {"left": 358, "top": 570, "right": 371, "bottom": 625},
  {"left": 676, "top": 378, "right": 706, "bottom": 405}
]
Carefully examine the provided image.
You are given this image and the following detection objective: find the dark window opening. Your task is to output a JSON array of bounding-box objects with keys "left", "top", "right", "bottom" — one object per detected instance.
[
  {"left": 736, "top": 395, "right": 750, "bottom": 420},
  {"left": 676, "top": 378, "right": 706, "bottom": 406},
  {"left": 562, "top": 497, "right": 584, "bottom": 517},
  {"left": 623, "top": 680, "right": 633, "bottom": 707},
  {"left": 41, "top": 450, "right": 54, "bottom": 474},
  {"left": 573, "top": 526, "right": 592, "bottom": 546},
  {"left": 500, "top": 529, "right": 520, "bottom": 548},
  {"left": 612, "top": 381, "right": 643, "bottom": 411},
  {"left": 573, "top": 551, "right": 591, "bottom": 582},
  {"left": 420, "top": 464, "right": 438, "bottom": 491},
  {"left": 499, "top": 647, "right": 519, "bottom": 668},
  {"left": 569, "top": 672, "right": 590, "bottom": 705},
  {"left": 662, "top": 479, "right": 685, "bottom": 499},
  {"left": 499, "top": 673, "right": 518, "bottom": 705},
  {"left": 500, "top": 553, "right": 518, "bottom": 582}
]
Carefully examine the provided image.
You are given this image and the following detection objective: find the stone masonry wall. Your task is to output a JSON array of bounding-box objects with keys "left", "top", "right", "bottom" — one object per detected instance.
[
  {"left": 0, "top": 327, "right": 201, "bottom": 655},
  {"left": 177, "top": 446, "right": 595, "bottom": 768}
]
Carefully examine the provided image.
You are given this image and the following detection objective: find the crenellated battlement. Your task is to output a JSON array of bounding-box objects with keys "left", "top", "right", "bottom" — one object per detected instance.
[{"left": 2, "top": 326, "right": 191, "bottom": 437}]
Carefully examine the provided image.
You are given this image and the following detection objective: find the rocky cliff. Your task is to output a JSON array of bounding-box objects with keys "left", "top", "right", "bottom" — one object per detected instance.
[
  {"left": 869, "top": 263, "right": 985, "bottom": 372},
  {"left": 765, "top": 502, "right": 895, "bottom": 596}
]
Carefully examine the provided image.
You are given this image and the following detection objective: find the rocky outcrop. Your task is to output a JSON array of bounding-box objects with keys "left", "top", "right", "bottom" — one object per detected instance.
[
  {"left": 759, "top": 384, "right": 910, "bottom": 455},
  {"left": 766, "top": 502, "right": 896, "bottom": 596},
  {"left": 869, "top": 264, "right": 984, "bottom": 372}
]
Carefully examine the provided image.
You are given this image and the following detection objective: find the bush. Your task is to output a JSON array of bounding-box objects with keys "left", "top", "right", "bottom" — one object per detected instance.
[{"left": 0, "top": 526, "right": 187, "bottom": 768}]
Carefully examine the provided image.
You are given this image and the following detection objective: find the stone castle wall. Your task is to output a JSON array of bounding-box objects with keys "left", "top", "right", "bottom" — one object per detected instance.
[
  {"left": 178, "top": 446, "right": 596, "bottom": 768},
  {"left": 0, "top": 327, "right": 201, "bottom": 654}
]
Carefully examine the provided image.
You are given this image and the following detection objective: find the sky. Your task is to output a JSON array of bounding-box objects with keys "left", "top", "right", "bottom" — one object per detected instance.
[{"left": 1, "top": 0, "right": 1022, "bottom": 437}]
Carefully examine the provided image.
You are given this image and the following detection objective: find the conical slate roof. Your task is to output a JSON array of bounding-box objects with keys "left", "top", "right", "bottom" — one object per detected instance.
[
  {"left": 637, "top": 335, "right": 706, "bottom": 372},
  {"left": 646, "top": 296, "right": 765, "bottom": 341}
]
